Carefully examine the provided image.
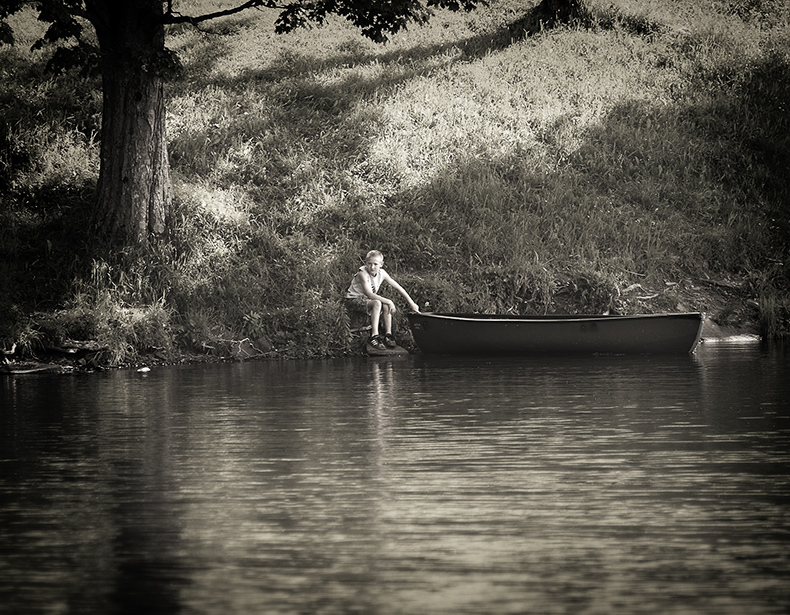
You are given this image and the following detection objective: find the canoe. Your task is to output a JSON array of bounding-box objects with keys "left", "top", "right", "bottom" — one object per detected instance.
[{"left": 407, "top": 312, "right": 705, "bottom": 355}]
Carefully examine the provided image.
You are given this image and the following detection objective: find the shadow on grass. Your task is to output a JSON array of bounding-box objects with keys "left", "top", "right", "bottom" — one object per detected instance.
[
  {"left": 381, "top": 44, "right": 789, "bottom": 316},
  {"left": 0, "top": 183, "right": 97, "bottom": 330},
  {"left": 165, "top": 0, "right": 691, "bottom": 183}
]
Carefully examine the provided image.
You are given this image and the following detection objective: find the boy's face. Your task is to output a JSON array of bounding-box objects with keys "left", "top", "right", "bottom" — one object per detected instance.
[{"left": 365, "top": 256, "right": 383, "bottom": 277}]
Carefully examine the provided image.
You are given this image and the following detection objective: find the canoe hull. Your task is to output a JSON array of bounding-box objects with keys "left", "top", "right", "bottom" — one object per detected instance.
[{"left": 407, "top": 312, "right": 704, "bottom": 355}]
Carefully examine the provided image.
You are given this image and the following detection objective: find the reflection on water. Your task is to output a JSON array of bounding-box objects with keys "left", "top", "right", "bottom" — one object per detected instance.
[{"left": 1, "top": 343, "right": 789, "bottom": 615}]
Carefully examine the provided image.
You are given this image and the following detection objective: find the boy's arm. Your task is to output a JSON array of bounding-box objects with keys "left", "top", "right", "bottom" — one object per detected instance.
[
  {"left": 359, "top": 271, "right": 396, "bottom": 307},
  {"left": 384, "top": 273, "right": 420, "bottom": 312}
]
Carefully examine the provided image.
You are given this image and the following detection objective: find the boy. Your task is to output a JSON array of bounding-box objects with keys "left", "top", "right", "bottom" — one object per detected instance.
[{"left": 344, "top": 250, "right": 420, "bottom": 350}]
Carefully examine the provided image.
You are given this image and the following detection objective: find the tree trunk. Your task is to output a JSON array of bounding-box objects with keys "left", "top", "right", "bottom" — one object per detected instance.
[
  {"left": 538, "top": 0, "right": 587, "bottom": 23},
  {"left": 86, "top": 0, "right": 172, "bottom": 246},
  {"left": 510, "top": 0, "right": 589, "bottom": 37}
]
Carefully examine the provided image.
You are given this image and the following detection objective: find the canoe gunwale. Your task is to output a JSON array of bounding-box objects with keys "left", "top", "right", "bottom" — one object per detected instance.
[{"left": 409, "top": 312, "right": 703, "bottom": 324}]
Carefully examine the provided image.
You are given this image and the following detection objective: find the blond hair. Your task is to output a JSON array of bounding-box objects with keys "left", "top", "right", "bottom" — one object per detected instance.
[{"left": 365, "top": 250, "right": 384, "bottom": 261}]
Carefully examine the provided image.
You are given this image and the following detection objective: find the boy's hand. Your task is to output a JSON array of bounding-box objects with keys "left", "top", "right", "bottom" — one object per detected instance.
[{"left": 409, "top": 301, "right": 420, "bottom": 313}]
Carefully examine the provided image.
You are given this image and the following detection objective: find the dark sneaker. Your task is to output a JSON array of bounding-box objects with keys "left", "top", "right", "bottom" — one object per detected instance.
[
  {"left": 369, "top": 335, "right": 386, "bottom": 350},
  {"left": 383, "top": 333, "right": 397, "bottom": 348}
]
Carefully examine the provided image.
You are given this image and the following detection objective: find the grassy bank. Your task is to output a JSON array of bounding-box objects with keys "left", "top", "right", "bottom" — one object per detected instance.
[{"left": 1, "top": 0, "right": 789, "bottom": 365}]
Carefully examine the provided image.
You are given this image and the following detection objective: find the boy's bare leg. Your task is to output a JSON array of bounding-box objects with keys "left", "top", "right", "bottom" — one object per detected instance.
[{"left": 369, "top": 300, "right": 381, "bottom": 337}]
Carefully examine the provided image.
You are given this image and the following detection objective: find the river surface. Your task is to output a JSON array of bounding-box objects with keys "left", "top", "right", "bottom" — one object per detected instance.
[{"left": 1, "top": 341, "right": 789, "bottom": 615}]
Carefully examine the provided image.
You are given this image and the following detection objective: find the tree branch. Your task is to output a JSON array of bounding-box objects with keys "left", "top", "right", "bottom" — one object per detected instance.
[{"left": 162, "top": 0, "right": 286, "bottom": 26}]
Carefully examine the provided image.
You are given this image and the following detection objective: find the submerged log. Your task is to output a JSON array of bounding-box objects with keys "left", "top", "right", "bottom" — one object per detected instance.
[{"left": 1, "top": 362, "right": 64, "bottom": 375}]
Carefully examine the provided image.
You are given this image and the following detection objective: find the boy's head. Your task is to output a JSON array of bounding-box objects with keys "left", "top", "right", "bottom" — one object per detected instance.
[
  {"left": 366, "top": 250, "right": 383, "bottom": 262},
  {"left": 364, "top": 250, "right": 384, "bottom": 275}
]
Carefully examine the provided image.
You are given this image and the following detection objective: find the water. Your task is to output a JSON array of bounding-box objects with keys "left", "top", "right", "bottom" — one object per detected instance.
[{"left": 1, "top": 342, "right": 789, "bottom": 615}]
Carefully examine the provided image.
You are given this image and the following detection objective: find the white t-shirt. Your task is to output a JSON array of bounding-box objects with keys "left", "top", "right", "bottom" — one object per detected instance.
[{"left": 345, "top": 266, "right": 386, "bottom": 300}]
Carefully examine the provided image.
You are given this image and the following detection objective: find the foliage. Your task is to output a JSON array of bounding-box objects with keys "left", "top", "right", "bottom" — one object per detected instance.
[
  {"left": 1, "top": 1, "right": 487, "bottom": 71},
  {"left": 268, "top": 0, "right": 485, "bottom": 43}
]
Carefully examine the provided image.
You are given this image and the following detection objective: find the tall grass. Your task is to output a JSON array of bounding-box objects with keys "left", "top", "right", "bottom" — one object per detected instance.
[{"left": 2, "top": 0, "right": 788, "bottom": 362}]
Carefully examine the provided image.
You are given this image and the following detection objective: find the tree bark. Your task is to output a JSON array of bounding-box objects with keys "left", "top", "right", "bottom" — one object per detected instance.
[
  {"left": 86, "top": 0, "right": 171, "bottom": 246},
  {"left": 538, "top": 0, "right": 587, "bottom": 22},
  {"left": 510, "top": 0, "right": 589, "bottom": 37}
]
